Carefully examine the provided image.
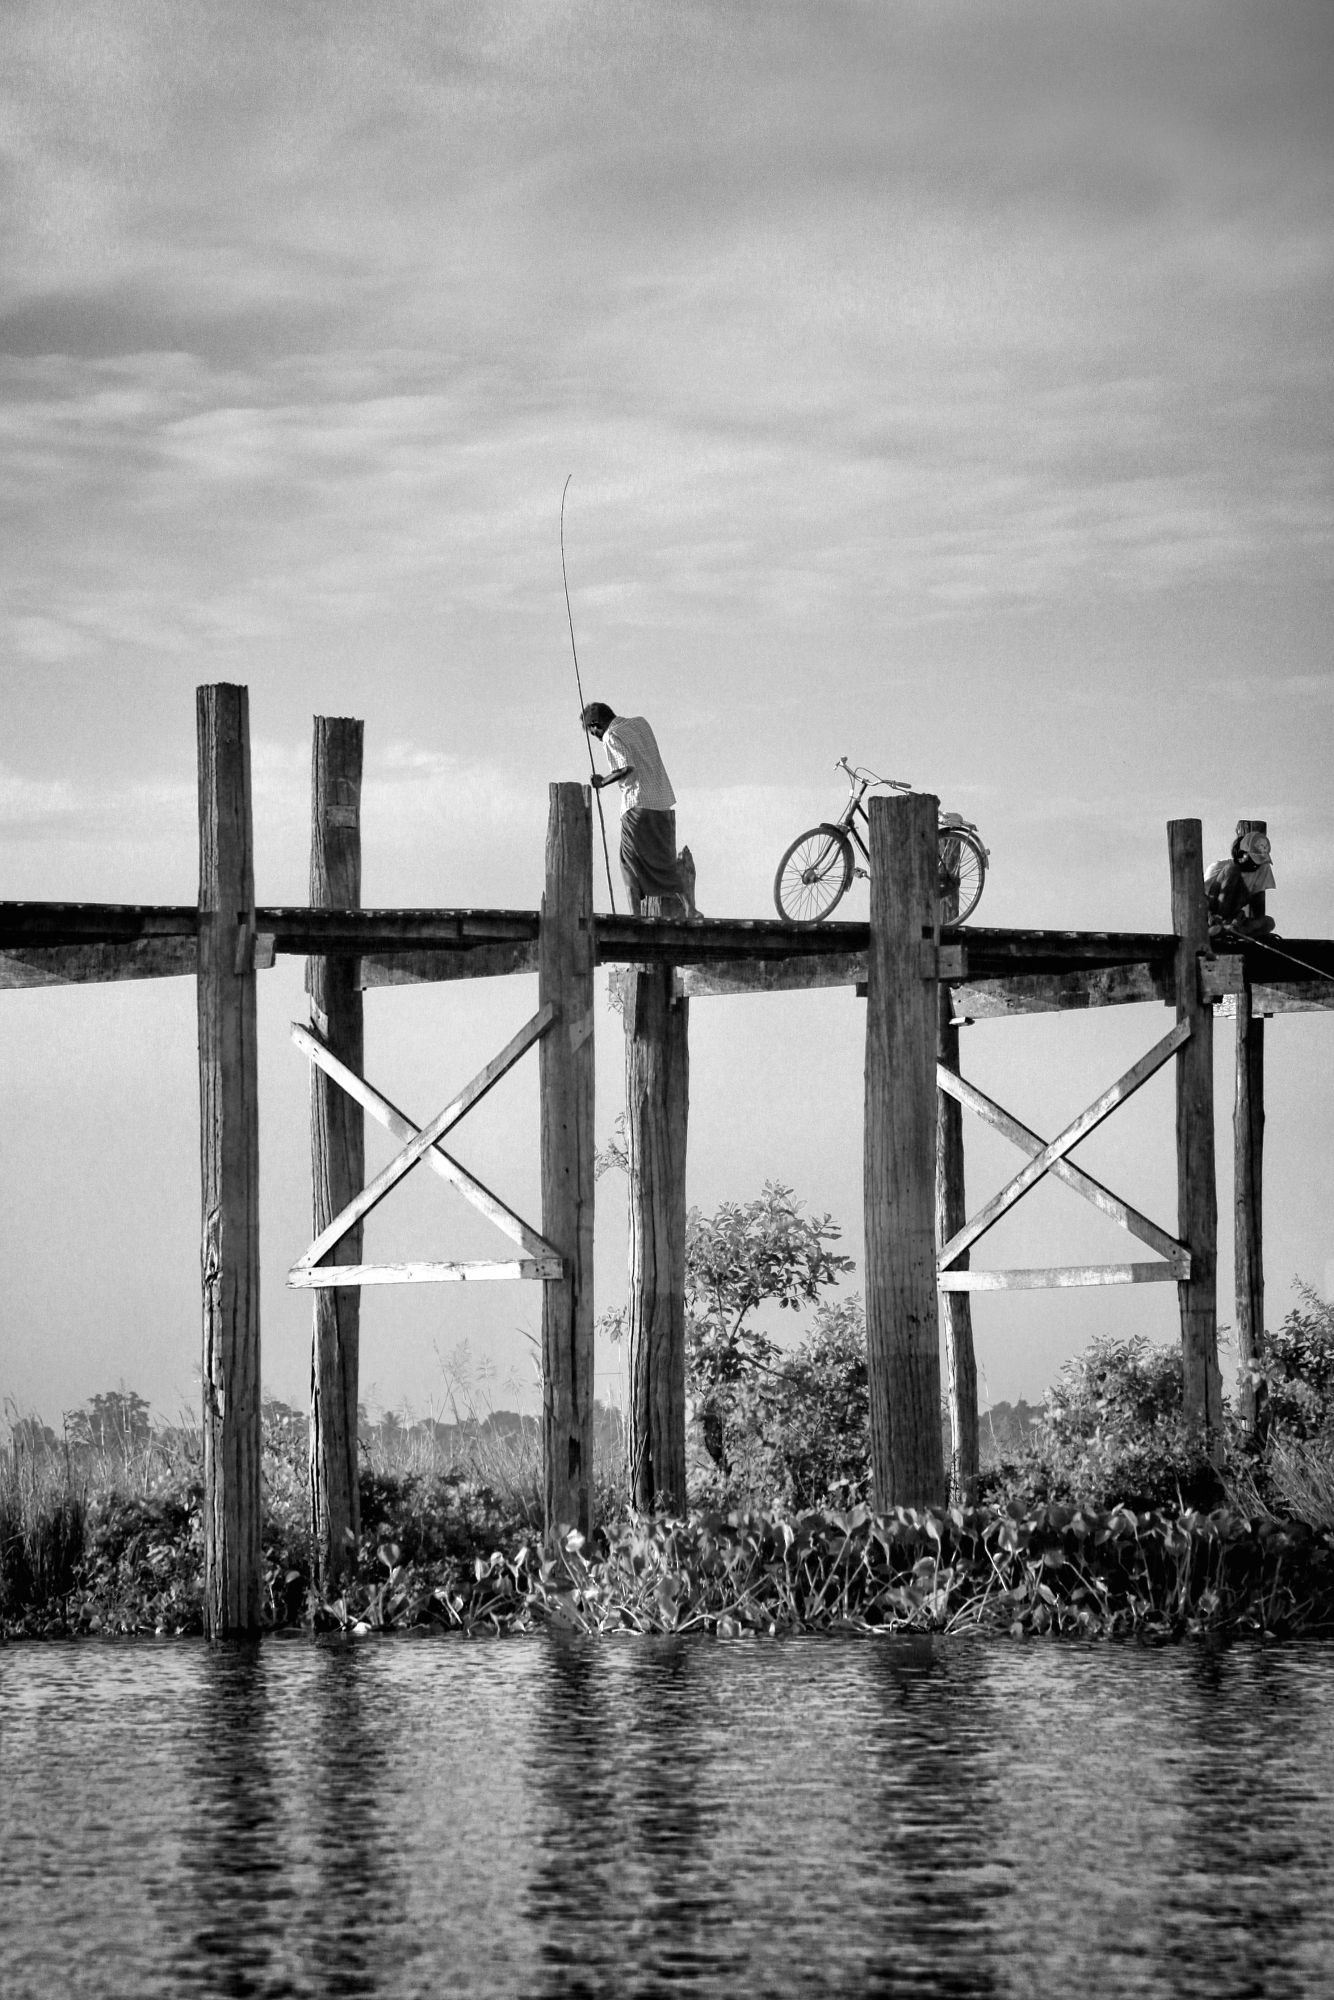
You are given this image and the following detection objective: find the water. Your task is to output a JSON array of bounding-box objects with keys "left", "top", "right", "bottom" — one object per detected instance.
[{"left": 3, "top": 1636, "right": 1334, "bottom": 1998}]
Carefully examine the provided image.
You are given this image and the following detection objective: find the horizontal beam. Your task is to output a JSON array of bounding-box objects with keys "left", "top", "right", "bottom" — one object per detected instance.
[
  {"left": 3, "top": 899, "right": 1331, "bottom": 994},
  {"left": 288, "top": 1258, "right": 562, "bottom": 1288},
  {"left": 357, "top": 941, "right": 539, "bottom": 987},
  {"left": 0, "top": 939, "right": 197, "bottom": 988},
  {"left": 0, "top": 904, "right": 197, "bottom": 946},
  {"left": 679, "top": 952, "right": 868, "bottom": 998},
  {"left": 1245, "top": 982, "right": 1334, "bottom": 1016},
  {"left": 939, "top": 1262, "right": 1181, "bottom": 1291},
  {"left": 951, "top": 962, "right": 1170, "bottom": 1019}
]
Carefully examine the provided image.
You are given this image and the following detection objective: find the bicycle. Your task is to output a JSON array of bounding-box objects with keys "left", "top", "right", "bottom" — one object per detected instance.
[{"left": 774, "top": 757, "right": 989, "bottom": 925}]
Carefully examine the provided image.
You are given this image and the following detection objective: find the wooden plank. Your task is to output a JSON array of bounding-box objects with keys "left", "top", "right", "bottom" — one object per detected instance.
[
  {"left": 292, "top": 1021, "right": 559, "bottom": 1262},
  {"left": 292, "top": 1002, "right": 556, "bottom": 1272},
  {"left": 624, "top": 962, "right": 689, "bottom": 1513},
  {"left": 356, "top": 941, "right": 538, "bottom": 987},
  {"left": 937, "top": 1019, "right": 1191, "bottom": 1271},
  {"left": 937, "top": 884, "right": 977, "bottom": 1505},
  {"left": 307, "top": 716, "right": 364, "bottom": 1594},
  {"left": 950, "top": 962, "right": 1170, "bottom": 1019},
  {"left": 936, "top": 1066, "right": 1189, "bottom": 1273},
  {"left": 939, "top": 1263, "right": 1181, "bottom": 1291},
  {"left": 1250, "top": 982, "right": 1334, "bottom": 1014},
  {"left": 196, "top": 683, "right": 262, "bottom": 1638},
  {"left": 540, "top": 783, "right": 597, "bottom": 1542},
  {"left": 0, "top": 938, "right": 197, "bottom": 987},
  {"left": 1200, "top": 955, "right": 1245, "bottom": 1002},
  {"left": 0, "top": 902, "right": 197, "bottom": 945},
  {"left": 864, "top": 791, "right": 945, "bottom": 1512},
  {"left": 1170, "top": 819, "right": 1221, "bottom": 1445},
  {"left": 289, "top": 1258, "right": 561, "bottom": 1288},
  {"left": 257, "top": 907, "right": 541, "bottom": 953},
  {"left": 679, "top": 951, "right": 867, "bottom": 998}
]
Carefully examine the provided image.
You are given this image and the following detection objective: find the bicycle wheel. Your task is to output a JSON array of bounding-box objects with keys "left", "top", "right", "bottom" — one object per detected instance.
[
  {"left": 774, "top": 825, "right": 855, "bottom": 923},
  {"left": 937, "top": 826, "right": 986, "bottom": 924}
]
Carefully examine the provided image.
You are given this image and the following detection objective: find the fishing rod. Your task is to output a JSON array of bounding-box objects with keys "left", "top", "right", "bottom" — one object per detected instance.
[{"left": 561, "top": 474, "right": 617, "bottom": 913}]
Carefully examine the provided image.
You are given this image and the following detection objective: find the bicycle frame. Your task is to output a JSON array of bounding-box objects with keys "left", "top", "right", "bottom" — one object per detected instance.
[{"left": 832, "top": 762, "right": 909, "bottom": 868}]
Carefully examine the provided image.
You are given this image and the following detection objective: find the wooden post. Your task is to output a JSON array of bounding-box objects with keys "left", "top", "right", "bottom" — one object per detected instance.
[
  {"left": 197, "top": 684, "right": 262, "bottom": 1636},
  {"left": 865, "top": 792, "right": 946, "bottom": 1512},
  {"left": 540, "top": 782, "right": 596, "bottom": 1541},
  {"left": 937, "top": 941, "right": 978, "bottom": 1502},
  {"left": 624, "top": 964, "right": 689, "bottom": 1513},
  {"left": 1234, "top": 816, "right": 1267, "bottom": 1432},
  {"left": 1169, "top": 819, "right": 1221, "bottom": 1446},
  {"left": 308, "top": 717, "right": 365, "bottom": 1590}
]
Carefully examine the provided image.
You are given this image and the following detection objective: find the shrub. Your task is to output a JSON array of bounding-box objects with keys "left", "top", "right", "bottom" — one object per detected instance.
[
  {"left": 720, "top": 1298, "right": 870, "bottom": 1510},
  {"left": 991, "top": 1335, "right": 1218, "bottom": 1512},
  {"left": 1257, "top": 1286, "right": 1334, "bottom": 1442}
]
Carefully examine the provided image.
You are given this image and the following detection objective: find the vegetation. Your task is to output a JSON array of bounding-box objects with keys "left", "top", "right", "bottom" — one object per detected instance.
[{"left": 5, "top": 1187, "right": 1334, "bottom": 1643}]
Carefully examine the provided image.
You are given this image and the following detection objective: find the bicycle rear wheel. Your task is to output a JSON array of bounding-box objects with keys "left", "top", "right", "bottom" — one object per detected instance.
[
  {"left": 938, "top": 826, "right": 986, "bottom": 924},
  {"left": 774, "top": 825, "right": 854, "bottom": 923}
]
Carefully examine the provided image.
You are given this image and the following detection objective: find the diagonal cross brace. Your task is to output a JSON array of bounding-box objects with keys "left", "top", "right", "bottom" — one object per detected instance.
[
  {"left": 293, "top": 1002, "right": 556, "bottom": 1273},
  {"left": 291, "top": 1020, "right": 561, "bottom": 1266},
  {"left": 937, "top": 1066, "right": 1190, "bottom": 1278},
  {"left": 937, "top": 1017, "right": 1191, "bottom": 1272}
]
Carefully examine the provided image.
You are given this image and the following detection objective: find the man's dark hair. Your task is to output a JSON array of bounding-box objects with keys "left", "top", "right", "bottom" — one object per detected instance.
[{"left": 581, "top": 702, "right": 615, "bottom": 734}]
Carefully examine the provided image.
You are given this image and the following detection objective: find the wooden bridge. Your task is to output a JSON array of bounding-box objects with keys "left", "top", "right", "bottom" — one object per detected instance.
[{"left": 4, "top": 685, "right": 1331, "bottom": 1633}]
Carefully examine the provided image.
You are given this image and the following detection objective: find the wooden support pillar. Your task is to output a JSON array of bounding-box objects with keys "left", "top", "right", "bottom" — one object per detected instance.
[
  {"left": 1234, "top": 817, "right": 1266, "bottom": 1432},
  {"left": 196, "top": 684, "right": 262, "bottom": 1636},
  {"left": 308, "top": 717, "right": 365, "bottom": 1589},
  {"left": 624, "top": 963, "right": 689, "bottom": 1513},
  {"left": 1169, "top": 819, "right": 1221, "bottom": 1446},
  {"left": 865, "top": 791, "right": 946, "bottom": 1512},
  {"left": 540, "top": 782, "right": 596, "bottom": 1541},
  {"left": 937, "top": 971, "right": 978, "bottom": 1505}
]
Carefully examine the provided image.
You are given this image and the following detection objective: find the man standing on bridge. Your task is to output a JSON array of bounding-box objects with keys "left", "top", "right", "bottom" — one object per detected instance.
[{"left": 581, "top": 702, "right": 689, "bottom": 918}]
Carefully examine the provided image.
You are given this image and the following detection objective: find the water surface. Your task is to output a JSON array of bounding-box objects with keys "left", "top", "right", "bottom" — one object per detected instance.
[{"left": 3, "top": 1635, "right": 1333, "bottom": 1997}]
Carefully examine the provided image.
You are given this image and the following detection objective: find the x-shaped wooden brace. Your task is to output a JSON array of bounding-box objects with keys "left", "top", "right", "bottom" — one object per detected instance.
[
  {"left": 936, "top": 1018, "right": 1193, "bottom": 1291},
  {"left": 286, "top": 1003, "right": 562, "bottom": 1289}
]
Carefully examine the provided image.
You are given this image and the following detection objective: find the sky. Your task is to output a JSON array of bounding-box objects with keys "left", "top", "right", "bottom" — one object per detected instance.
[{"left": 2, "top": 0, "right": 1332, "bottom": 1429}]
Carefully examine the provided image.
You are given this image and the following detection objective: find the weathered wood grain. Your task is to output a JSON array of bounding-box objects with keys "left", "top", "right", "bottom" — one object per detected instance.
[
  {"left": 540, "top": 784, "right": 596, "bottom": 1543},
  {"left": 197, "top": 684, "right": 262, "bottom": 1637},
  {"left": 1234, "top": 984, "right": 1265, "bottom": 1431},
  {"left": 0, "top": 939, "right": 198, "bottom": 987},
  {"left": 865, "top": 792, "right": 945, "bottom": 1512},
  {"left": 1170, "top": 819, "right": 1222, "bottom": 1446},
  {"left": 307, "top": 717, "right": 364, "bottom": 1593},
  {"left": 624, "top": 962, "right": 689, "bottom": 1513},
  {"left": 937, "top": 959, "right": 977, "bottom": 1503},
  {"left": 356, "top": 941, "right": 538, "bottom": 986},
  {"left": 290, "top": 1258, "right": 561, "bottom": 1288},
  {"left": 939, "top": 1263, "right": 1181, "bottom": 1290}
]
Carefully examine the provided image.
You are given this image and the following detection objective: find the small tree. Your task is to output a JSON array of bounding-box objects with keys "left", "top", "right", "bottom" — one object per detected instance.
[{"left": 685, "top": 1182, "right": 854, "bottom": 1473}]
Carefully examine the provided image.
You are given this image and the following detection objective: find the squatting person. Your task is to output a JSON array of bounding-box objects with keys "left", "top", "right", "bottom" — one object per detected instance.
[{"left": 580, "top": 702, "right": 689, "bottom": 918}]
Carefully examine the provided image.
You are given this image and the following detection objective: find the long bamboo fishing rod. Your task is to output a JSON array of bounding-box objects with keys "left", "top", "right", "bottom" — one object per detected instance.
[{"left": 561, "top": 474, "right": 617, "bottom": 913}]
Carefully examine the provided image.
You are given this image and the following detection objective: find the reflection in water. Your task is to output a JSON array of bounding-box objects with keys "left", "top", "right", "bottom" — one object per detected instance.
[
  {"left": 175, "top": 1643, "right": 295, "bottom": 1999},
  {"left": 5, "top": 1638, "right": 1334, "bottom": 1998},
  {"left": 861, "top": 1641, "right": 1003, "bottom": 1999}
]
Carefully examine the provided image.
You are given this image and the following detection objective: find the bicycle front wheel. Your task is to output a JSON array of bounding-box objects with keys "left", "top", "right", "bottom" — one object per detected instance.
[
  {"left": 938, "top": 826, "right": 986, "bottom": 924},
  {"left": 774, "top": 825, "right": 855, "bottom": 923}
]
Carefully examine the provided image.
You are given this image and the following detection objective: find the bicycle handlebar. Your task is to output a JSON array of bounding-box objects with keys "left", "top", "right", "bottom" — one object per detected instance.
[{"left": 836, "top": 755, "right": 909, "bottom": 791}]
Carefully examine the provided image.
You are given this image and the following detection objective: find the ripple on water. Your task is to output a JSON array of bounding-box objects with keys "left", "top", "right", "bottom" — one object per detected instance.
[{"left": 3, "top": 1635, "right": 1334, "bottom": 1998}]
